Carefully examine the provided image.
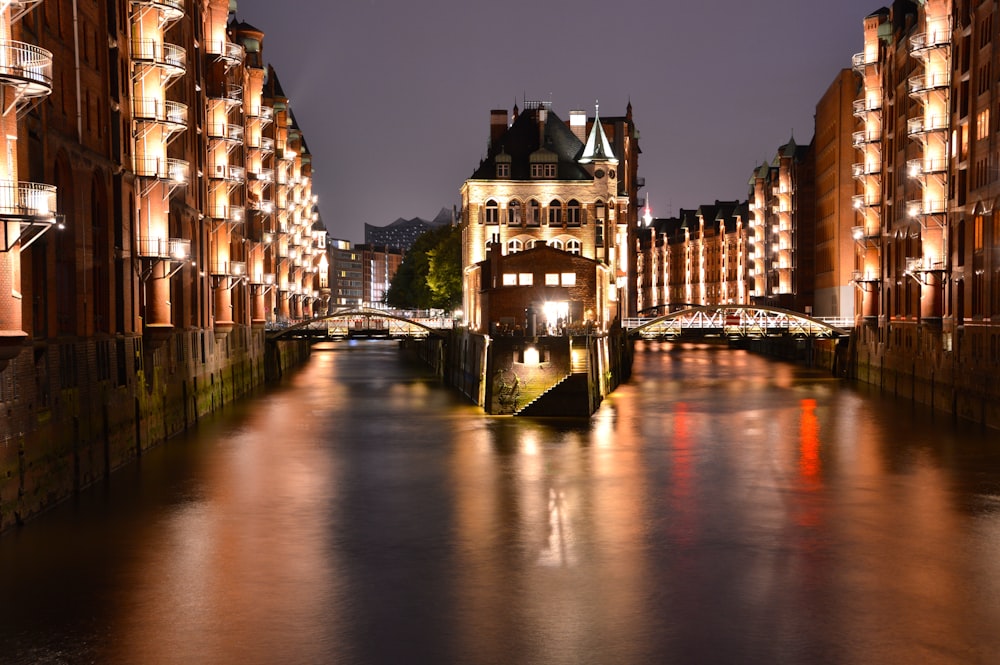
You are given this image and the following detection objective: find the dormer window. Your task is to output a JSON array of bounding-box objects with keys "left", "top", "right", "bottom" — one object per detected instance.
[
  {"left": 529, "top": 148, "right": 557, "bottom": 178},
  {"left": 496, "top": 152, "right": 511, "bottom": 179}
]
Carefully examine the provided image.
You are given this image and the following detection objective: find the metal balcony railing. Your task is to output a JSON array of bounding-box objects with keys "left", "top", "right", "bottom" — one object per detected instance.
[
  {"left": 0, "top": 40, "right": 53, "bottom": 98},
  {"left": 206, "top": 39, "right": 245, "bottom": 66},
  {"left": 907, "top": 115, "right": 948, "bottom": 136},
  {"left": 0, "top": 180, "right": 56, "bottom": 220},
  {"left": 908, "top": 72, "right": 950, "bottom": 94},
  {"left": 907, "top": 157, "right": 948, "bottom": 176},
  {"left": 206, "top": 122, "right": 244, "bottom": 142},
  {"left": 852, "top": 129, "right": 882, "bottom": 147},
  {"left": 852, "top": 162, "right": 881, "bottom": 178},
  {"left": 208, "top": 83, "right": 242, "bottom": 104},
  {"left": 129, "top": 0, "right": 184, "bottom": 23},
  {"left": 136, "top": 236, "right": 189, "bottom": 260},
  {"left": 853, "top": 96, "right": 882, "bottom": 115},
  {"left": 134, "top": 156, "right": 189, "bottom": 183},
  {"left": 130, "top": 40, "right": 186, "bottom": 77},
  {"left": 133, "top": 97, "right": 187, "bottom": 128},
  {"left": 206, "top": 205, "right": 244, "bottom": 223}
]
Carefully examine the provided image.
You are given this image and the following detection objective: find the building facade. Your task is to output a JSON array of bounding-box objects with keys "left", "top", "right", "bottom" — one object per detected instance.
[
  {"left": 748, "top": 137, "right": 816, "bottom": 312},
  {"left": 460, "top": 101, "right": 640, "bottom": 332},
  {"left": 0, "top": 0, "right": 328, "bottom": 530},
  {"left": 635, "top": 201, "right": 750, "bottom": 313}
]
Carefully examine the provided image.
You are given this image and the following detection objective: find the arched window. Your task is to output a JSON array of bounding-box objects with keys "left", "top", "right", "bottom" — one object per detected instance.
[
  {"left": 527, "top": 199, "right": 541, "bottom": 227},
  {"left": 484, "top": 199, "right": 499, "bottom": 225},
  {"left": 567, "top": 239, "right": 581, "bottom": 255},
  {"left": 527, "top": 239, "right": 543, "bottom": 249},
  {"left": 594, "top": 199, "right": 606, "bottom": 221},
  {"left": 508, "top": 200, "right": 522, "bottom": 226},
  {"left": 548, "top": 199, "right": 562, "bottom": 226},
  {"left": 549, "top": 239, "right": 564, "bottom": 250},
  {"left": 567, "top": 199, "right": 581, "bottom": 226},
  {"left": 507, "top": 238, "right": 523, "bottom": 254}
]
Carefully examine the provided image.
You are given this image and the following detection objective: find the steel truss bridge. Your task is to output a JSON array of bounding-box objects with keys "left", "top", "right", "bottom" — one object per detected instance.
[
  {"left": 623, "top": 305, "right": 851, "bottom": 340},
  {"left": 266, "top": 307, "right": 454, "bottom": 341}
]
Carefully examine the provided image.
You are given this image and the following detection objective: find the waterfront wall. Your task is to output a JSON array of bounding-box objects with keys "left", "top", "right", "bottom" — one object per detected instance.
[
  {"left": 852, "top": 323, "right": 1000, "bottom": 430},
  {"left": 0, "top": 329, "right": 311, "bottom": 532}
]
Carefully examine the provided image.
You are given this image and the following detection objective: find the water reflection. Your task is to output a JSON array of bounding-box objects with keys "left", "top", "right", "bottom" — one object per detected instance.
[{"left": 2, "top": 340, "right": 1000, "bottom": 663}]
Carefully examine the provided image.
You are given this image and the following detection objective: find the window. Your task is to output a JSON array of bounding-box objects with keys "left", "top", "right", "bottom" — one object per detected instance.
[
  {"left": 567, "top": 200, "right": 581, "bottom": 226},
  {"left": 503, "top": 273, "right": 517, "bottom": 286},
  {"left": 977, "top": 109, "right": 991, "bottom": 140},
  {"left": 548, "top": 200, "right": 562, "bottom": 225},
  {"left": 527, "top": 200, "right": 541, "bottom": 226},
  {"left": 518, "top": 273, "right": 533, "bottom": 286},
  {"left": 496, "top": 162, "right": 510, "bottom": 178},
  {"left": 567, "top": 239, "right": 581, "bottom": 255},
  {"left": 508, "top": 200, "right": 522, "bottom": 226},
  {"left": 545, "top": 273, "right": 560, "bottom": 286},
  {"left": 530, "top": 163, "right": 543, "bottom": 178},
  {"left": 527, "top": 239, "right": 543, "bottom": 249},
  {"left": 549, "top": 239, "right": 564, "bottom": 250},
  {"left": 507, "top": 239, "right": 523, "bottom": 254},
  {"left": 544, "top": 163, "right": 557, "bottom": 178},
  {"left": 485, "top": 199, "right": 499, "bottom": 225},
  {"left": 561, "top": 272, "right": 576, "bottom": 285}
]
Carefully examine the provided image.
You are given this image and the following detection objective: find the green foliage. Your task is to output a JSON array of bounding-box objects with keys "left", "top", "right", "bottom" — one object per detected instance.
[{"left": 386, "top": 224, "right": 462, "bottom": 310}]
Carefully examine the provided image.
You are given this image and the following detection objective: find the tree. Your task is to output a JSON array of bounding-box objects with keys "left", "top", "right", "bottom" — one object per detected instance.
[{"left": 386, "top": 224, "right": 461, "bottom": 310}]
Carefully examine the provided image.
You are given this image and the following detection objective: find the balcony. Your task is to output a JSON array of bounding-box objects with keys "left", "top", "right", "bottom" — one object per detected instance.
[
  {"left": 208, "top": 83, "right": 242, "bottom": 106},
  {"left": 207, "top": 204, "right": 244, "bottom": 224},
  {"left": 260, "top": 137, "right": 274, "bottom": 153},
  {"left": 8, "top": 0, "right": 45, "bottom": 24},
  {"left": 852, "top": 194, "right": 880, "bottom": 209},
  {"left": 851, "top": 51, "right": 877, "bottom": 72},
  {"left": 132, "top": 97, "right": 187, "bottom": 136},
  {"left": 0, "top": 40, "right": 53, "bottom": 100},
  {"left": 910, "top": 25, "right": 951, "bottom": 57},
  {"left": 129, "top": 0, "right": 185, "bottom": 25},
  {"left": 907, "top": 157, "right": 948, "bottom": 177},
  {"left": 208, "top": 162, "right": 245, "bottom": 183},
  {"left": 207, "top": 122, "right": 244, "bottom": 143},
  {"left": 207, "top": 39, "right": 245, "bottom": 68},
  {"left": 908, "top": 72, "right": 950, "bottom": 95},
  {"left": 134, "top": 156, "right": 189, "bottom": 184},
  {"left": 0, "top": 180, "right": 57, "bottom": 225},
  {"left": 136, "top": 236, "right": 189, "bottom": 261},
  {"left": 907, "top": 198, "right": 947, "bottom": 216},
  {"left": 249, "top": 168, "right": 274, "bottom": 183},
  {"left": 131, "top": 40, "right": 186, "bottom": 80},
  {"left": 907, "top": 115, "right": 948, "bottom": 136},
  {"left": 852, "top": 162, "right": 881, "bottom": 178},
  {"left": 853, "top": 96, "right": 882, "bottom": 116},
  {"left": 258, "top": 105, "right": 273, "bottom": 124},
  {"left": 852, "top": 129, "right": 881, "bottom": 147}
]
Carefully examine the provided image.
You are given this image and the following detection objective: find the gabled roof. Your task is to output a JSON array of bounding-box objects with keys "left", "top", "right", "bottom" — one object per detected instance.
[{"left": 469, "top": 107, "right": 591, "bottom": 181}]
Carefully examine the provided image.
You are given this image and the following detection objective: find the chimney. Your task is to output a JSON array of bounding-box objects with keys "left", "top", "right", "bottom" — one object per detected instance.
[
  {"left": 569, "top": 110, "right": 587, "bottom": 143},
  {"left": 490, "top": 110, "right": 508, "bottom": 148}
]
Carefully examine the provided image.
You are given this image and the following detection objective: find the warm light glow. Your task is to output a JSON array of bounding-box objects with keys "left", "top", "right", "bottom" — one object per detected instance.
[{"left": 523, "top": 346, "right": 540, "bottom": 365}]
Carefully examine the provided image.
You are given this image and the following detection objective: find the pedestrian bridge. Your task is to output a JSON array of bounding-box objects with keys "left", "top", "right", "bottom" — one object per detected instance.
[
  {"left": 623, "top": 305, "right": 851, "bottom": 340},
  {"left": 266, "top": 307, "right": 454, "bottom": 341}
]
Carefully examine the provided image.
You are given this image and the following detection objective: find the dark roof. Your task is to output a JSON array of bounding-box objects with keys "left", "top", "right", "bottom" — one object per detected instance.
[{"left": 470, "top": 107, "right": 591, "bottom": 181}]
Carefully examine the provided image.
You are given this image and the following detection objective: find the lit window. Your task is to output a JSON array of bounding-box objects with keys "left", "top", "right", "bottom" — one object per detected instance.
[
  {"left": 518, "top": 273, "right": 533, "bottom": 285},
  {"left": 503, "top": 273, "right": 517, "bottom": 286},
  {"left": 567, "top": 239, "right": 581, "bottom": 255},
  {"left": 507, "top": 239, "right": 523, "bottom": 254},
  {"left": 561, "top": 272, "right": 576, "bottom": 285},
  {"left": 546, "top": 273, "right": 560, "bottom": 285}
]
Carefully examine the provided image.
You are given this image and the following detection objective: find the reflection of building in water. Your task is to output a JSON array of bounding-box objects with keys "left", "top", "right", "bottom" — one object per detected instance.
[{"left": 537, "top": 487, "right": 576, "bottom": 567}]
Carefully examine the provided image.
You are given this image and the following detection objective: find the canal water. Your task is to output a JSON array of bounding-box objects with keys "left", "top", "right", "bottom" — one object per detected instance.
[{"left": 2, "top": 340, "right": 1000, "bottom": 664}]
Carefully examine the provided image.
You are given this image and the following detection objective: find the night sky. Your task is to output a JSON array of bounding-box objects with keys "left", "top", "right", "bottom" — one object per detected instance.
[{"left": 232, "top": 0, "right": 882, "bottom": 243}]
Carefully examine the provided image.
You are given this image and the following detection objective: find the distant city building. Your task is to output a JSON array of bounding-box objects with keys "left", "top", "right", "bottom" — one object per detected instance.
[
  {"left": 364, "top": 208, "right": 454, "bottom": 251},
  {"left": 460, "top": 101, "right": 640, "bottom": 332},
  {"left": 748, "top": 136, "right": 816, "bottom": 313},
  {"left": 357, "top": 244, "right": 404, "bottom": 305},
  {"left": 636, "top": 201, "right": 750, "bottom": 313},
  {"left": 329, "top": 239, "right": 364, "bottom": 307}
]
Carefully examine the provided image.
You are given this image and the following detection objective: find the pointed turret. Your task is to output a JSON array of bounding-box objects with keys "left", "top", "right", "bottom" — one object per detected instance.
[{"left": 579, "top": 103, "right": 618, "bottom": 165}]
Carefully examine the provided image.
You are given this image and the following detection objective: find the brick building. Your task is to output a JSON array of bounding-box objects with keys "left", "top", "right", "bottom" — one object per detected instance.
[
  {"left": 460, "top": 100, "right": 641, "bottom": 332},
  {"left": 0, "top": 0, "right": 328, "bottom": 529}
]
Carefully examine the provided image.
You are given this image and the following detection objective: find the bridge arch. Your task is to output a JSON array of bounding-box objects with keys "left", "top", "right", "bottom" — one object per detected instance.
[
  {"left": 266, "top": 307, "right": 448, "bottom": 341},
  {"left": 625, "top": 305, "right": 850, "bottom": 339}
]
